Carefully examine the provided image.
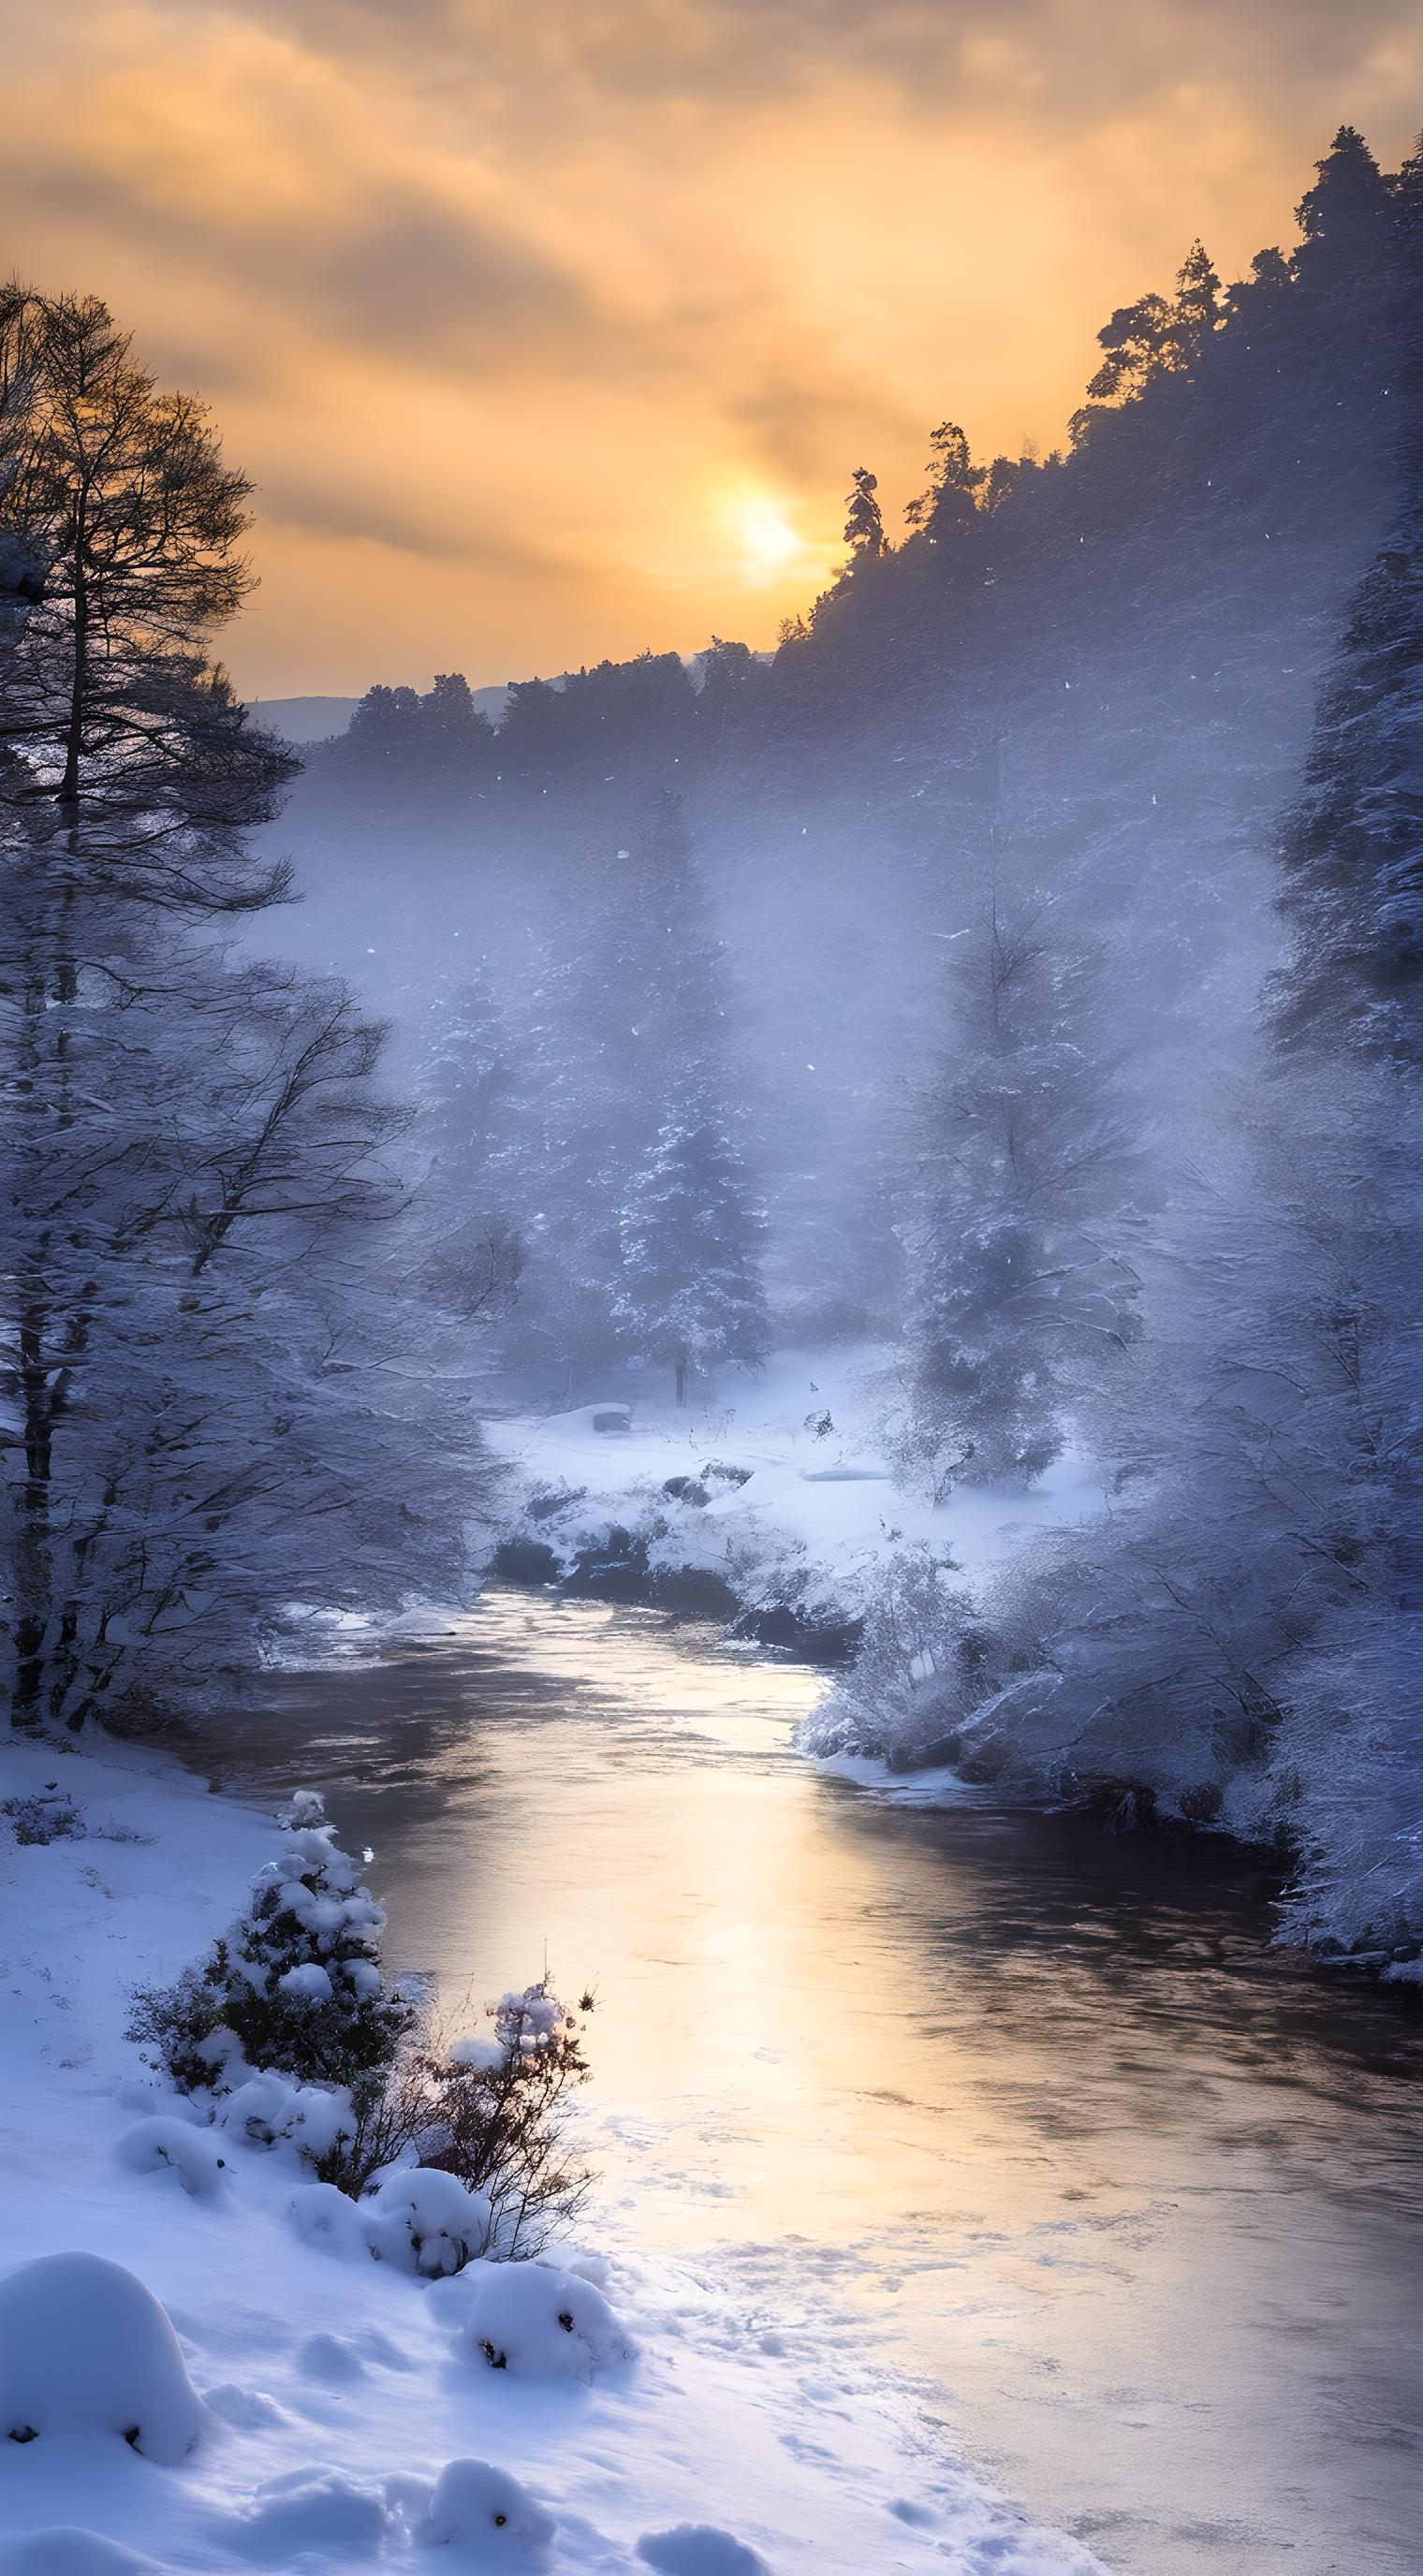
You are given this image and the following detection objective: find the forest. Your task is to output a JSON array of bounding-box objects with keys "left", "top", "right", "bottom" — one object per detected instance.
[{"left": 210, "top": 124, "right": 1419, "bottom": 1963}]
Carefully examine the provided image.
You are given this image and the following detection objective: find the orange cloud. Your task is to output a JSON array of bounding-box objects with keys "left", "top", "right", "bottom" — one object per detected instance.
[{"left": 2, "top": 1, "right": 1416, "bottom": 693}]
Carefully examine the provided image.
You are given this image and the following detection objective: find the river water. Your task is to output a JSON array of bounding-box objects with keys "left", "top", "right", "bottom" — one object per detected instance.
[{"left": 224, "top": 1589, "right": 1422, "bottom": 2576}]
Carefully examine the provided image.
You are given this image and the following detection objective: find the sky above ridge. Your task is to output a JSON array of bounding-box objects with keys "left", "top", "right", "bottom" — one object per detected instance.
[{"left": 3, "top": 0, "right": 1418, "bottom": 695}]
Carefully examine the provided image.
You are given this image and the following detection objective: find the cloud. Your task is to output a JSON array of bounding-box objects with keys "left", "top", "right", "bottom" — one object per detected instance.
[{"left": 1, "top": 0, "right": 1416, "bottom": 693}]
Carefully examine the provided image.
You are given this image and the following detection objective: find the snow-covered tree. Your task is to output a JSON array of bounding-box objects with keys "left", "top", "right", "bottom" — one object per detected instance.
[
  {"left": 129, "top": 1793, "right": 415, "bottom": 2110},
  {"left": 413, "top": 967, "right": 524, "bottom": 1321},
  {"left": 1269, "top": 497, "right": 1423, "bottom": 1065},
  {"left": 614, "top": 1079, "right": 767, "bottom": 1404},
  {"left": 1, "top": 286, "right": 492, "bottom": 1729},
  {"left": 896, "top": 896, "right": 1141, "bottom": 1494}
]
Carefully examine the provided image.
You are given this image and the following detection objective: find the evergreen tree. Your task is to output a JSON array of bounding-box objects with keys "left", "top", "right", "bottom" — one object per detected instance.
[
  {"left": 904, "top": 422, "right": 984, "bottom": 540},
  {"left": 897, "top": 898, "right": 1140, "bottom": 1494},
  {"left": 414, "top": 969, "right": 524, "bottom": 1319},
  {"left": 843, "top": 466, "right": 886, "bottom": 558},
  {"left": 1269, "top": 499, "right": 1423, "bottom": 1064},
  {"left": 614, "top": 1078, "right": 767, "bottom": 1405}
]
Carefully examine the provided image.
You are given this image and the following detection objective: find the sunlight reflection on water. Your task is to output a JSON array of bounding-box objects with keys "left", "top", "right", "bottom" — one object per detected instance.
[{"left": 227, "top": 1589, "right": 1423, "bottom": 2576}]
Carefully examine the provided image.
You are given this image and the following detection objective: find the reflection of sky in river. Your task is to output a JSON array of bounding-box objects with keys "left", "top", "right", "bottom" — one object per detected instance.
[{"left": 224, "top": 1592, "right": 1423, "bottom": 2576}]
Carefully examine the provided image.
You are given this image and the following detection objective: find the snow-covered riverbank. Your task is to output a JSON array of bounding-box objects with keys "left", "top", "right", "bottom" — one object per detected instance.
[
  {"left": 483, "top": 1348, "right": 1108, "bottom": 1656},
  {"left": 0, "top": 1728, "right": 1101, "bottom": 2576}
]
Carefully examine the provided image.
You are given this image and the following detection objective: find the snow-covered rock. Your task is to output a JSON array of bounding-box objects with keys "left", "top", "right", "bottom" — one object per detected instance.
[
  {"left": 462, "top": 2260, "right": 635, "bottom": 2380},
  {"left": 0, "top": 2535, "right": 157, "bottom": 2575},
  {"left": 0, "top": 2251, "right": 204, "bottom": 2464},
  {"left": 418, "top": 2456, "right": 556, "bottom": 2560}
]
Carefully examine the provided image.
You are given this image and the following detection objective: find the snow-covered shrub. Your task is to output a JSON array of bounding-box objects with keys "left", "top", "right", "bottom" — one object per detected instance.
[
  {"left": 286, "top": 2180, "right": 369, "bottom": 2258},
  {"left": 0, "top": 2252, "right": 203, "bottom": 2463},
  {"left": 2, "top": 1787, "right": 85, "bottom": 1846},
  {"left": 463, "top": 2258, "right": 634, "bottom": 2380},
  {"left": 800, "top": 1544, "right": 980, "bottom": 1764},
  {"left": 315, "top": 1977, "right": 594, "bottom": 2259},
  {"left": 214, "top": 2072, "right": 358, "bottom": 2166},
  {"left": 418, "top": 2457, "right": 556, "bottom": 2560},
  {"left": 362, "top": 2167, "right": 492, "bottom": 2276},
  {"left": 111, "top": 2117, "right": 227, "bottom": 2197},
  {"left": 127, "top": 1793, "right": 413, "bottom": 2116}
]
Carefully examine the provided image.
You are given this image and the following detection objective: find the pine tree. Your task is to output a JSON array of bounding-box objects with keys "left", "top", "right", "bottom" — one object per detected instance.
[
  {"left": 904, "top": 422, "right": 984, "bottom": 540},
  {"left": 129, "top": 1793, "right": 415, "bottom": 2111},
  {"left": 615, "top": 1076, "right": 767, "bottom": 1405},
  {"left": 414, "top": 969, "right": 524, "bottom": 1319},
  {"left": 1269, "top": 499, "right": 1423, "bottom": 1064},
  {"left": 897, "top": 898, "right": 1140, "bottom": 1494},
  {"left": 843, "top": 466, "right": 886, "bottom": 559}
]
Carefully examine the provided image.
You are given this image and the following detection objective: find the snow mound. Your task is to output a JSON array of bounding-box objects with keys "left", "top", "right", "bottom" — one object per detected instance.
[
  {"left": 0, "top": 2536, "right": 157, "bottom": 2575},
  {"left": 637, "top": 2530, "right": 770, "bottom": 2575},
  {"left": 112, "top": 2116, "right": 227, "bottom": 2197},
  {"left": 225, "top": 2466, "right": 389, "bottom": 2562},
  {"left": 418, "top": 2457, "right": 556, "bottom": 2560},
  {"left": 0, "top": 2252, "right": 203, "bottom": 2464},
  {"left": 364, "top": 2167, "right": 492, "bottom": 2276},
  {"left": 286, "top": 2179, "right": 368, "bottom": 2258},
  {"left": 463, "top": 2260, "right": 635, "bottom": 2380}
]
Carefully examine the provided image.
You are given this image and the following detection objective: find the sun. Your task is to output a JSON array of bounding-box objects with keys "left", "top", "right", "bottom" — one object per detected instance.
[{"left": 735, "top": 495, "right": 805, "bottom": 580}]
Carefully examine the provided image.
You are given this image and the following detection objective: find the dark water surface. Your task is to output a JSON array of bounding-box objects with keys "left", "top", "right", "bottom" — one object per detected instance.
[{"left": 220, "top": 1590, "right": 1422, "bottom": 2576}]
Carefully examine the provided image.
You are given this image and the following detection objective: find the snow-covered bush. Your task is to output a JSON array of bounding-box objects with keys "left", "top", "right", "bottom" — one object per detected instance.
[
  {"left": 111, "top": 2117, "right": 227, "bottom": 2197},
  {"left": 418, "top": 2457, "right": 556, "bottom": 2560},
  {"left": 214, "top": 2072, "right": 358, "bottom": 2165},
  {"left": 362, "top": 2167, "right": 492, "bottom": 2276},
  {"left": 0, "top": 2252, "right": 204, "bottom": 2462},
  {"left": 2, "top": 1787, "right": 85, "bottom": 1846},
  {"left": 800, "top": 1544, "right": 980, "bottom": 1764},
  {"left": 463, "top": 2258, "right": 635, "bottom": 2380},
  {"left": 315, "top": 1977, "right": 594, "bottom": 2259},
  {"left": 127, "top": 1793, "right": 413, "bottom": 2117}
]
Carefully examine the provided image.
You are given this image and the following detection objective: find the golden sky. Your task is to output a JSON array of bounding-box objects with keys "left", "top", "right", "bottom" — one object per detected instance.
[{"left": 3, "top": 0, "right": 1418, "bottom": 696}]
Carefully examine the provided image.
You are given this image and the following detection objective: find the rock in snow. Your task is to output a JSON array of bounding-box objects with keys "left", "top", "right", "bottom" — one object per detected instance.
[{"left": 0, "top": 2252, "right": 203, "bottom": 2465}]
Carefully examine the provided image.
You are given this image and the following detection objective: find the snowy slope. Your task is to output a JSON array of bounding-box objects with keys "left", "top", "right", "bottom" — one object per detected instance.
[{"left": 0, "top": 1734, "right": 1101, "bottom": 2576}]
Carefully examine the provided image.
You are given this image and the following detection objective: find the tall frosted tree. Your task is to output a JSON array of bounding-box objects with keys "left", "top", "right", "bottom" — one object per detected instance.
[
  {"left": 897, "top": 896, "right": 1140, "bottom": 1495},
  {"left": 414, "top": 968, "right": 524, "bottom": 1322},
  {"left": 615, "top": 1080, "right": 767, "bottom": 1406},
  {"left": 0, "top": 287, "right": 489, "bottom": 1730}
]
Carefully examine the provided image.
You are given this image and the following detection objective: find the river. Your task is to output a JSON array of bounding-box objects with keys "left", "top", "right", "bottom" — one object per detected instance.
[{"left": 222, "top": 1588, "right": 1423, "bottom": 2576}]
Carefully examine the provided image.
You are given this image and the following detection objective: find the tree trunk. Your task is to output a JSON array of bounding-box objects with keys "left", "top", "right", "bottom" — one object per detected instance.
[{"left": 674, "top": 1352, "right": 688, "bottom": 1408}]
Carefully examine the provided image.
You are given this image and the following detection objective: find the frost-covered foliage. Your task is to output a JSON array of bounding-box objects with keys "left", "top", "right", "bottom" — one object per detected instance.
[
  {"left": 128, "top": 1793, "right": 413, "bottom": 2115},
  {"left": 0, "top": 2251, "right": 204, "bottom": 2463},
  {"left": 335, "top": 1980, "right": 595, "bottom": 2258}
]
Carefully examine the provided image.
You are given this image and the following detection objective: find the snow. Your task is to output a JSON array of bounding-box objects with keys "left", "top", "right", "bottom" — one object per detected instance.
[
  {"left": 636, "top": 2531, "right": 769, "bottom": 2575},
  {"left": 0, "top": 1731, "right": 1102, "bottom": 2575},
  {"left": 0, "top": 2253, "right": 204, "bottom": 2465},
  {"left": 485, "top": 1346, "right": 1111, "bottom": 1640},
  {"left": 461, "top": 2260, "right": 636, "bottom": 2380},
  {"left": 419, "top": 2456, "right": 556, "bottom": 2558}
]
